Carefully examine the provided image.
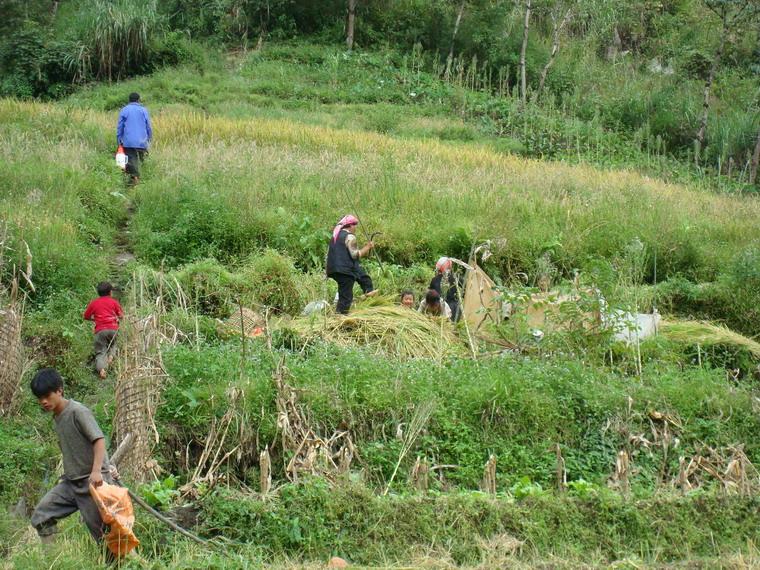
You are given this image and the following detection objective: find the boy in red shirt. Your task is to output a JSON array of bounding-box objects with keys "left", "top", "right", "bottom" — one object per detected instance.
[{"left": 83, "top": 282, "right": 124, "bottom": 379}]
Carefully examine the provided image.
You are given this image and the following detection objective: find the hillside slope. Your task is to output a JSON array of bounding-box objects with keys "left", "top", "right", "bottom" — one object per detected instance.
[{"left": 1, "top": 44, "right": 760, "bottom": 569}]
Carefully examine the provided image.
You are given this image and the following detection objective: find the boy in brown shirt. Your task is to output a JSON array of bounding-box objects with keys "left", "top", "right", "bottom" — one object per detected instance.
[{"left": 29, "top": 368, "right": 115, "bottom": 546}]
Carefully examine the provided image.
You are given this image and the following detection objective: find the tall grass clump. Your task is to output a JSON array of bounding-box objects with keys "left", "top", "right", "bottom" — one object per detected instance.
[{"left": 66, "top": 0, "right": 163, "bottom": 81}]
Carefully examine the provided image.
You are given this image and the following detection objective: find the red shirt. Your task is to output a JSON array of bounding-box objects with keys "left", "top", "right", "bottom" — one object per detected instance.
[{"left": 83, "top": 296, "right": 124, "bottom": 333}]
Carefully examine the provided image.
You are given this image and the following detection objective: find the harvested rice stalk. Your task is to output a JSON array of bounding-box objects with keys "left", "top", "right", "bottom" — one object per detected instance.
[
  {"left": 660, "top": 320, "right": 760, "bottom": 359},
  {"left": 281, "top": 297, "right": 467, "bottom": 360}
]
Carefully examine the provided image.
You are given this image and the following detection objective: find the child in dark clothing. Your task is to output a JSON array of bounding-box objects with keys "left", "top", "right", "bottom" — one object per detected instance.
[
  {"left": 83, "top": 282, "right": 124, "bottom": 379},
  {"left": 30, "top": 369, "right": 115, "bottom": 550}
]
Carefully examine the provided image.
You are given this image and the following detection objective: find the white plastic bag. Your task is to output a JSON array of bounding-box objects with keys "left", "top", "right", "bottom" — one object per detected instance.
[{"left": 115, "top": 146, "right": 127, "bottom": 170}]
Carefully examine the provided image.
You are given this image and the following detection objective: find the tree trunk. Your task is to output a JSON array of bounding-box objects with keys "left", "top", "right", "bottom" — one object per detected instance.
[
  {"left": 519, "top": 0, "right": 532, "bottom": 105},
  {"left": 750, "top": 127, "right": 760, "bottom": 185},
  {"left": 536, "top": 6, "right": 572, "bottom": 100},
  {"left": 445, "top": 1, "right": 466, "bottom": 80},
  {"left": 255, "top": 1, "right": 270, "bottom": 51},
  {"left": 51, "top": 1, "right": 60, "bottom": 16},
  {"left": 695, "top": 18, "right": 727, "bottom": 164},
  {"left": 346, "top": 0, "right": 357, "bottom": 51}
]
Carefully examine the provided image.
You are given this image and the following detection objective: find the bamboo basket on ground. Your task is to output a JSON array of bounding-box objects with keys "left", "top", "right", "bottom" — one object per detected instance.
[
  {"left": 113, "top": 313, "right": 167, "bottom": 483},
  {"left": 0, "top": 300, "right": 23, "bottom": 415}
]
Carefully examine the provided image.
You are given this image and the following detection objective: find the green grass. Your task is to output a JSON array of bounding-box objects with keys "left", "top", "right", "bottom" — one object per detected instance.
[
  {"left": 2, "top": 41, "right": 760, "bottom": 569},
  {"left": 3, "top": 482, "right": 760, "bottom": 568}
]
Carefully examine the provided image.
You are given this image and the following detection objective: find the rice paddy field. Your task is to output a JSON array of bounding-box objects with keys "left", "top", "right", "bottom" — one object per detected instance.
[{"left": 1, "top": 44, "right": 760, "bottom": 569}]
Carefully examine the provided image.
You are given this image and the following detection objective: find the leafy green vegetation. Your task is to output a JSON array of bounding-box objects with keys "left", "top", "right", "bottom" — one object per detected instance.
[{"left": 1, "top": 16, "right": 759, "bottom": 567}]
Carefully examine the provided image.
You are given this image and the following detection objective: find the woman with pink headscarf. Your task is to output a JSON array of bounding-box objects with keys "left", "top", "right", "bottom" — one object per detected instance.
[{"left": 326, "top": 214, "right": 375, "bottom": 314}]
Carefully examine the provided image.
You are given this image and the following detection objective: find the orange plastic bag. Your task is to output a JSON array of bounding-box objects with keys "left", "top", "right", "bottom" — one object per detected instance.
[{"left": 89, "top": 482, "right": 140, "bottom": 557}]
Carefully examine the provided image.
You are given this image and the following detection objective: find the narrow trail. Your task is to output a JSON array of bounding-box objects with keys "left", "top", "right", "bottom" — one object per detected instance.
[{"left": 110, "top": 194, "right": 136, "bottom": 292}]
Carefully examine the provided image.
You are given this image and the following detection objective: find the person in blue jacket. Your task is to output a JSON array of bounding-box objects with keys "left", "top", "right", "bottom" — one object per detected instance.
[{"left": 116, "top": 92, "right": 152, "bottom": 184}]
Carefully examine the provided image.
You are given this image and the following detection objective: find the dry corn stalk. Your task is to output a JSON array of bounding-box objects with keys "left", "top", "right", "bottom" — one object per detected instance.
[
  {"left": 410, "top": 456, "right": 430, "bottom": 492},
  {"left": 260, "top": 447, "right": 272, "bottom": 497},
  {"left": 181, "top": 386, "right": 244, "bottom": 496},
  {"left": 554, "top": 443, "right": 567, "bottom": 492},
  {"left": 481, "top": 454, "right": 497, "bottom": 494},
  {"left": 675, "top": 445, "right": 760, "bottom": 496},
  {"left": 609, "top": 450, "right": 631, "bottom": 494},
  {"left": 274, "top": 358, "right": 355, "bottom": 482}
]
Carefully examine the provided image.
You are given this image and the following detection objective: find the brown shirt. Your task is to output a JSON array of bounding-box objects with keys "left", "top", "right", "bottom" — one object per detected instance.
[{"left": 54, "top": 400, "right": 110, "bottom": 480}]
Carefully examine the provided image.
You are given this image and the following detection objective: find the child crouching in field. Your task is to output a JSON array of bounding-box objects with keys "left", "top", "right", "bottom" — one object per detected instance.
[
  {"left": 30, "top": 368, "right": 116, "bottom": 553},
  {"left": 83, "top": 282, "right": 123, "bottom": 379}
]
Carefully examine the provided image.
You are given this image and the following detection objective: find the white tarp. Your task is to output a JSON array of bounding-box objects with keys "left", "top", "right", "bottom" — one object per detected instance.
[{"left": 608, "top": 309, "right": 661, "bottom": 344}]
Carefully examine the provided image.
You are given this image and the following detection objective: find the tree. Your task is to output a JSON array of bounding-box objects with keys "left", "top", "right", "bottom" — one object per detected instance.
[
  {"left": 535, "top": 0, "right": 574, "bottom": 100},
  {"left": 695, "top": 0, "right": 759, "bottom": 164},
  {"left": 346, "top": 0, "right": 357, "bottom": 50},
  {"left": 519, "top": 0, "right": 532, "bottom": 104},
  {"left": 445, "top": 0, "right": 467, "bottom": 79}
]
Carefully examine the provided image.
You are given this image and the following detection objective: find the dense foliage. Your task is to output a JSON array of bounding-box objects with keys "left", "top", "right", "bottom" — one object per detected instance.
[
  {"left": 1, "top": 0, "right": 758, "bottom": 186},
  {"left": 1, "top": 8, "right": 760, "bottom": 565}
]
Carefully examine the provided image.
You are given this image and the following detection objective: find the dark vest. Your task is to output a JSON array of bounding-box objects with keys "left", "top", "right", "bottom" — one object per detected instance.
[
  {"left": 430, "top": 273, "right": 459, "bottom": 306},
  {"left": 326, "top": 230, "right": 359, "bottom": 276}
]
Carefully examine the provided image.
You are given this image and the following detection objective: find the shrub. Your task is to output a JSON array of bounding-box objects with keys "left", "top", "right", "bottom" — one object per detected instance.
[{"left": 242, "top": 250, "right": 303, "bottom": 315}]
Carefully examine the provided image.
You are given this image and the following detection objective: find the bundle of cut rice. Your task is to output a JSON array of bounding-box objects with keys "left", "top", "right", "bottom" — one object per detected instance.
[
  {"left": 282, "top": 297, "right": 466, "bottom": 360},
  {"left": 660, "top": 320, "right": 760, "bottom": 359}
]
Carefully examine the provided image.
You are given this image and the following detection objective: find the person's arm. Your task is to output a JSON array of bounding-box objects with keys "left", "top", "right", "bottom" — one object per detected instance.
[
  {"left": 346, "top": 234, "right": 361, "bottom": 259},
  {"left": 83, "top": 301, "right": 94, "bottom": 321},
  {"left": 346, "top": 234, "right": 374, "bottom": 259},
  {"left": 75, "top": 406, "right": 107, "bottom": 486},
  {"left": 90, "top": 438, "right": 106, "bottom": 487},
  {"left": 145, "top": 109, "right": 152, "bottom": 145},
  {"left": 115, "top": 300, "right": 124, "bottom": 321},
  {"left": 116, "top": 110, "right": 126, "bottom": 145}
]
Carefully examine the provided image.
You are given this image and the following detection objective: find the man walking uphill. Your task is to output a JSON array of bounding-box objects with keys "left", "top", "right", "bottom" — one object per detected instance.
[
  {"left": 117, "top": 92, "right": 152, "bottom": 185},
  {"left": 326, "top": 214, "right": 376, "bottom": 314}
]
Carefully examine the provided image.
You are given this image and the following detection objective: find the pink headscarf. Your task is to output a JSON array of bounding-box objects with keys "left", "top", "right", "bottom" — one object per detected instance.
[{"left": 332, "top": 214, "right": 359, "bottom": 243}]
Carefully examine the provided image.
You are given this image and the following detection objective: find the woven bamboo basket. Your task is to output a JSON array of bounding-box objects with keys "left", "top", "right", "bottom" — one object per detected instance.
[
  {"left": 113, "top": 315, "right": 165, "bottom": 483},
  {"left": 0, "top": 303, "right": 23, "bottom": 415}
]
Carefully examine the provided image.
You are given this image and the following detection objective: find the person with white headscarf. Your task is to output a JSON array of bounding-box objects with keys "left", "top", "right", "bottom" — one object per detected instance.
[{"left": 430, "top": 256, "right": 461, "bottom": 322}]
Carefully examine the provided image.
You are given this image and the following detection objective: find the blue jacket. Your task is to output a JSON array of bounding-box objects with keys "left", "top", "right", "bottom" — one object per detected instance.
[{"left": 116, "top": 103, "right": 152, "bottom": 149}]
